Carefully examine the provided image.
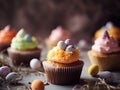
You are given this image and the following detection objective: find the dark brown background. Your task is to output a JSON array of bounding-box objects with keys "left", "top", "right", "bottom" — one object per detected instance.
[{"left": 0, "top": 0, "right": 120, "bottom": 43}]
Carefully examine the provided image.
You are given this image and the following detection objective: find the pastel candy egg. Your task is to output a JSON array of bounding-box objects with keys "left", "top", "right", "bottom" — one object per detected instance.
[
  {"left": 98, "top": 71, "right": 115, "bottom": 83},
  {"left": 65, "top": 39, "right": 73, "bottom": 46},
  {"left": 24, "top": 34, "right": 32, "bottom": 41},
  {"left": 88, "top": 64, "right": 99, "bottom": 76},
  {"left": 30, "top": 58, "right": 41, "bottom": 70},
  {"left": 57, "top": 41, "right": 66, "bottom": 50},
  {"left": 65, "top": 45, "right": 74, "bottom": 52},
  {"left": 6, "top": 72, "right": 22, "bottom": 83},
  {"left": 31, "top": 79, "right": 44, "bottom": 90},
  {"left": 0, "top": 66, "right": 11, "bottom": 78}
]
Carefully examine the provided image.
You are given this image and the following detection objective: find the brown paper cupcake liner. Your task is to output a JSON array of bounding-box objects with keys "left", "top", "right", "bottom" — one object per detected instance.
[
  {"left": 7, "top": 47, "right": 41, "bottom": 66},
  {"left": 43, "top": 61, "right": 84, "bottom": 85},
  {"left": 88, "top": 50, "right": 120, "bottom": 71}
]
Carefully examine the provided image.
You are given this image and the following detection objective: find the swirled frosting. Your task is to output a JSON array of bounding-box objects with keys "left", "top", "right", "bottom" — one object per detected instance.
[
  {"left": 49, "top": 26, "right": 71, "bottom": 42},
  {"left": 92, "top": 30, "right": 120, "bottom": 53},
  {"left": 0, "top": 25, "right": 16, "bottom": 43},
  {"left": 11, "top": 29, "right": 38, "bottom": 50},
  {"left": 47, "top": 39, "right": 80, "bottom": 64}
]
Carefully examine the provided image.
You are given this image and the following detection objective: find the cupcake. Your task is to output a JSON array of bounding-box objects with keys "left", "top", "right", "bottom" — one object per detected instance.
[
  {"left": 7, "top": 29, "right": 41, "bottom": 66},
  {"left": 46, "top": 26, "right": 71, "bottom": 50},
  {"left": 0, "top": 25, "right": 16, "bottom": 52},
  {"left": 95, "top": 22, "right": 120, "bottom": 45},
  {"left": 88, "top": 30, "right": 120, "bottom": 71},
  {"left": 43, "top": 39, "right": 84, "bottom": 85}
]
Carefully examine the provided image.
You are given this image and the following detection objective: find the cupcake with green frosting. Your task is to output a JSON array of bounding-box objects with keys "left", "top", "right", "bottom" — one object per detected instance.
[{"left": 7, "top": 29, "right": 41, "bottom": 66}]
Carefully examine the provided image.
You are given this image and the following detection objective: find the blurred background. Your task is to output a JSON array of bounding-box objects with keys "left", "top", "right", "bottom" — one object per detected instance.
[{"left": 0, "top": 0, "right": 120, "bottom": 43}]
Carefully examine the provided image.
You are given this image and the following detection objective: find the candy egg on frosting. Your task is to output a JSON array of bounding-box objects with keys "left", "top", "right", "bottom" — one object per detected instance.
[
  {"left": 65, "top": 45, "right": 74, "bottom": 52},
  {"left": 31, "top": 79, "right": 44, "bottom": 90},
  {"left": 5, "top": 72, "right": 22, "bottom": 83},
  {"left": 65, "top": 39, "right": 73, "bottom": 46},
  {"left": 24, "top": 34, "right": 32, "bottom": 41},
  {"left": 30, "top": 58, "right": 41, "bottom": 70},
  {"left": 0, "top": 66, "right": 11, "bottom": 78},
  {"left": 57, "top": 41, "right": 66, "bottom": 50}
]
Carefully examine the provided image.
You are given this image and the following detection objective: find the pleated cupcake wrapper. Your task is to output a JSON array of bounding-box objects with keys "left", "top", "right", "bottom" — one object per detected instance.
[
  {"left": 7, "top": 48, "right": 41, "bottom": 66},
  {"left": 88, "top": 51, "right": 120, "bottom": 71},
  {"left": 43, "top": 62, "right": 84, "bottom": 85}
]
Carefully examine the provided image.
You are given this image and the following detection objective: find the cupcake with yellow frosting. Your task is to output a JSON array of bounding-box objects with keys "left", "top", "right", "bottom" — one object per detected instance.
[
  {"left": 7, "top": 29, "right": 41, "bottom": 66},
  {"left": 43, "top": 39, "right": 84, "bottom": 85},
  {"left": 88, "top": 30, "right": 120, "bottom": 71},
  {"left": 0, "top": 25, "right": 16, "bottom": 52},
  {"left": 46, "top": 26, "right": 71, "bottom": 50},
  {"left": 95, "top": 22, "right": 120, "bottom": 45}
]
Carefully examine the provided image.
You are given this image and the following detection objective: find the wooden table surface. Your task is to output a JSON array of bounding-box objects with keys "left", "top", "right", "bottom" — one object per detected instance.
[{"left": 0, "top": 48, "right": 120, "bottom": 90}]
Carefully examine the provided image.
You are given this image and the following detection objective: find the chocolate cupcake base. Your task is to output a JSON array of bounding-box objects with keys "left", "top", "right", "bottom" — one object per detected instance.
[
  {"left": 7, "top": 47, "right": 41, "bottom": 66},
  {"left": 43, "top": 60, "right": 84, "bottom": 85}
]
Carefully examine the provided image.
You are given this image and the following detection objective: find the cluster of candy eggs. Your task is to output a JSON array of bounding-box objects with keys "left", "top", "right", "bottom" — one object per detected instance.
[
  {"left": 57, "top": 39, "right": 75, "bottom": 52},
  {"left": 0, "top": 66, "right": 22, "bottom": 84}
]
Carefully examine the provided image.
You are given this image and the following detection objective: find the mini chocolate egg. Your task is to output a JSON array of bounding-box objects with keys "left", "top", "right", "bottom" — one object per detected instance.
[
  {"left": 31, "top": 79, "right": 44, "bottom": 90},
  {"left": 88, "top": 64, "right": 99, "bottom": 76},
  {"left": 65, "top": 39, "right": 73, "bottom": 46},
  {"left": 30, "top": 58, "right": 41, "bottom": 70},
  {"left": 24, "top": 34, "right": 32, "bottom": 41},
  {"left": 57, "top": 41, "right": 66, "bottom": 50},
  {"left": 0, "top": 66, "right": 11, "bottom": 78},
  {"left": 65, "top": 45, "right": 74, "bottom": 52},
  {"left": 5, "top": 72, "right": 22, "bottom": 83},
  {"left": 98, "top": 71, "right": 115, "bottom": 83}
]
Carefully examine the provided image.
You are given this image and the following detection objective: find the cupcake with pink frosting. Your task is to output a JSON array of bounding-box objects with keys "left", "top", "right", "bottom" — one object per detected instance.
[
  {"left": 88, "top": 30, "right": 120, "bottom": 71},
  {"left": 46, "top": 26, "right": 71, "bottom": 50}
]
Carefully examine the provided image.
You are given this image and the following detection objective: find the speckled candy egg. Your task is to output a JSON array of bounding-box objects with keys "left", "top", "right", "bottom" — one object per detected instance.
[
  {"left": 57, "top": 41, "right": 66, "bottom": 50},
  {"left": 30, "top": 58, "right": 41, "bottom": 70},
  {"left": 31, "top": 79, "right": 44, "bottom": 90},
  {"left": 5, "top": 72, "right": 22, "bottom": 83},
  {"left": 0, "top": 66, "right": 11, "bottom": 78},
  {"left": 24, "top": 34, "right": 32, "bottom": 41},
  {"left": 98, "top": 71, "right": 115, "bottom": 83}
]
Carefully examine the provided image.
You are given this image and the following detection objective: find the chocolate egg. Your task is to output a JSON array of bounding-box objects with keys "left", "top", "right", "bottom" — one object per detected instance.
[
  {"left": 30, "top": 58, "right": 41, "bottom": 70},
  {"left": 88, "top": 64, "right": 99, "bottom": 76},
  {"left": 5, "top": 72, "right": 22, "bottom": 83},
  {"left": 31, "top": 79, "right": 44, "bottom": 90},
  {"left": 65, "top": 45, "right": 74, "bottom": 52},
  {"left": 65, "top": 39, "right": 73, "bottom": 46},
  {"left": 98, "top": 71, "right": 115, "bottom": 83},
  {"left": 57, "top": 41, "right": 66, "bottom": 50},
  {"left": 24, "top": 34, "right": 32, "bottom": 41},
  {"left": 0, "top": 66, "right": 11, "bottom": 78}
]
